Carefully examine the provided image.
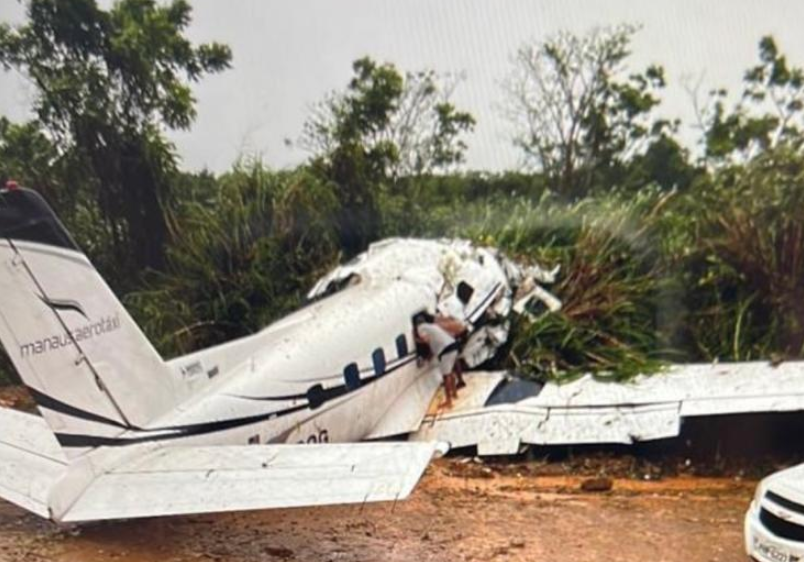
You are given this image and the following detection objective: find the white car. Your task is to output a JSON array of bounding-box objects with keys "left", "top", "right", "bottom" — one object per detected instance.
[{"left": 746, "top": 464, "right": 804, "bottom": 562}]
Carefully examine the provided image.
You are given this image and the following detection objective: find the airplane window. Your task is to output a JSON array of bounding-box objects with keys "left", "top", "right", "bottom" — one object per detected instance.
[
  {"left": 344, "top": 362, "right": 361, "bottom": 390},
  {"left": 306, "top": 384, "right": 326, "bottom": 409},
  {"left": 456, "top": 281, "right": 475, "bottom": 305},
  {"left": 396, "top": 334, "right": 408, "bottom": 358},
  {"left": 372, "top": 348, "right": 386, "bottom": 375},
  {"left": 325, "top": 273, "right": 361, "bottom": 296},
  {"left": 307, "top": 273, "right": 362, "bottom": 303}
]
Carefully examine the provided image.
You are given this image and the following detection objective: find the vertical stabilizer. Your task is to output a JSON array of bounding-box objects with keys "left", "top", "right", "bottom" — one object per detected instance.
[{"left": 0, "top": 186, "right": 181, "bottom": 457}]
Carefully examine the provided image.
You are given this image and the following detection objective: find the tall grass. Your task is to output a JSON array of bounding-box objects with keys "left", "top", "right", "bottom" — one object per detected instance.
[
  {"left": 674, "top": 148, "right": 804, "bottom": 361},
  {"left": 472, "top": 190, "right": 675, "bottom": 381},
  {"left": 125, "top": 163, "right": 341, "bottom": 358},
  {"left": 381, "top": 182, "right": 677, "bottom": 381}
]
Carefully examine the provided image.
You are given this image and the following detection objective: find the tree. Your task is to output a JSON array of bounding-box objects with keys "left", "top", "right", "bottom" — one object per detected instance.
[
  {"left": 695, "top": 36, "right": 804, "bottom": 166},
  {"left": 504, "top": 24, "right": 675, "bottom": 198},
  {"left": 0, "top": 0, "right": 231, "bottom": 277},
  {"left": 0, "top": 117, "right": 66, "bottom": 206},
  {"left": 620, "top": 133, "right": 700, "bottom": 192},
  {"left": 299, "top": 57, "right": 475, "bottom": 254}
]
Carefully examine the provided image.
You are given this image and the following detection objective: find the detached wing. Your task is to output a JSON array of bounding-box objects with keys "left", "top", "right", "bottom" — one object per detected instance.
[
  {"left": 413, "top": 361, "right": 804, "bottom": 455},
  {"left": 60, "top": 441, "right": 443, "bottom": 522},
  {"left": 0, "top": 407, "right": 67, "bottom": 517}
]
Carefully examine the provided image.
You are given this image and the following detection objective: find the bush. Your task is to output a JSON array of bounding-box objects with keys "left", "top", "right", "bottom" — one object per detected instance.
[
  {"left": 479, "top": 190, "right": 675, "bottom": 381},
  {"left": 676, "top": 147, "right": 804, "bottom": 361},
  {"left": 125, "top": 162, "right": 341, "bottom": 358}
]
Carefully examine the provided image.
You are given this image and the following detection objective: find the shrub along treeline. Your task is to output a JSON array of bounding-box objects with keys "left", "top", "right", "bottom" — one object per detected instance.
[{"left": 0, "top": 4, "right": 802, "bottom": 384}]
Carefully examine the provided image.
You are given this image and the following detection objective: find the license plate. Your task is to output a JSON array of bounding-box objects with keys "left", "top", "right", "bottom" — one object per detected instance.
[{"left": 754, "top": 536, "right": 793, "bottom": 562}]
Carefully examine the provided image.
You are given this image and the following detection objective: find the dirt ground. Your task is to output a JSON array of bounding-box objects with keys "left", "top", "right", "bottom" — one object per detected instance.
[{"left": 0, "top": 457, "right": 755, "bottom": 562}]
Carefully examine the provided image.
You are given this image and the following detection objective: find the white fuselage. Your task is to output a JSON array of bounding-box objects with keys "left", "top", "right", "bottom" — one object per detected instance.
[{"left": 99, "top": 276, "right": 440, "bottom": 451}]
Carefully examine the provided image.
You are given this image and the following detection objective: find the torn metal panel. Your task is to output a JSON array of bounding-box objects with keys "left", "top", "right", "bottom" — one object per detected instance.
[
  {"left": 412, "top": 361, "right": 804, "bottom": 455},
  {"left": 532, "top": 361, "right": 804, "bottom": 414},
  {"left": 365, "top": 368, "right": 443, "bottom": 441},
  {"left": 308, "top": 238, "right": 560, "bottom": 368}
]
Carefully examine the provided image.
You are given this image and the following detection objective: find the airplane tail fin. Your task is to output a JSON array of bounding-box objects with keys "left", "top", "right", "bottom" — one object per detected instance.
[{"left": 0, "top": 185, "right": 184, "bottom": 458}]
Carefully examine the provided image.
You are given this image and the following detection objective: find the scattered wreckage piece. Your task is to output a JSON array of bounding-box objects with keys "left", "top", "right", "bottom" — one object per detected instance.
[{"left": 411, "top": 360, "right": 804, "bottom": 456}]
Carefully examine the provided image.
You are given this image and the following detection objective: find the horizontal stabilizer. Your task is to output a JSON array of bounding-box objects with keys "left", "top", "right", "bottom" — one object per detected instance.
[
  {"left": 0, "top": 407, "right": 66, "bottom": 517},
  {"left": 60, "top": 441, "right": 444, "bottom": 522}
]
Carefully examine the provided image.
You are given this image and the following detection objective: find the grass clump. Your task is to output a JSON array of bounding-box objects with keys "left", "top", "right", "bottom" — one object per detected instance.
[
  {"left": 125, "top": 163, "right": 341, "bottom": 358},
  {"left": 676, "top": 147, "right": 804, "bottom": 361},
  {"left": 474, "top": 189, "right": 675, "bottom": 382}
]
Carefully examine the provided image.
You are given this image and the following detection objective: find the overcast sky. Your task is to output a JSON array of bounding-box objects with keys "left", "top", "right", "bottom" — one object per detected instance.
[{"left": 2, "top": 0, "right": 804, "bottom": 173}]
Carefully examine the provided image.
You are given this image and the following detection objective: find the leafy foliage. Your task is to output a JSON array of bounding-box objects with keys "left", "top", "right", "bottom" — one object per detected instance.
[
  {"left": 0, "top": 349, "right": 16, "bottom": 386},
  {"left": 677, "top": 147, "right": 804, "bottom": 360},
  {"left": 504, "top": 24, "right": 679, "bottom": 198},
  {"left": 301, "top": 57, "right": 475, "bottom": 255},
  {"left": 125, "top": 162, "right": 340, "bottom": 357},
  {"left": 0, "top": 0, "right": 231, "bottom": 280},
  {"left": 467, "top": 191, "right": 673, "bottom": 381},
  {"left": 700, "top": 36, "right": 804, "bottom": 165}
]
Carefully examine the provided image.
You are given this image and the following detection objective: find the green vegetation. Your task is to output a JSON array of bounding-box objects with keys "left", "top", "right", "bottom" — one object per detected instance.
[
  {"left": 125, "top": 163, "right": 341, "bottom": 357},
  {"left": 1, "top": 5, "right": 803, "bottom": 386},
  {"left": 0, "top": 0, "right": 231, "bottom": 284}
]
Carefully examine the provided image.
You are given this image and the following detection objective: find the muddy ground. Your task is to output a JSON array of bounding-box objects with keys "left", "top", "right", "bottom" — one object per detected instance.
[{"left": 0, "top": 457, "right": 758, "bottom": 562}]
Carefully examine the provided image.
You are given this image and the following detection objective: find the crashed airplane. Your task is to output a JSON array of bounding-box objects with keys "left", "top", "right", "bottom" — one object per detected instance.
[
  {"left": 311, "top": 234, "right": 804, "bottom": 455},
  {"left": 0, "top": 183, "right": 802, "bottom": 523}
]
